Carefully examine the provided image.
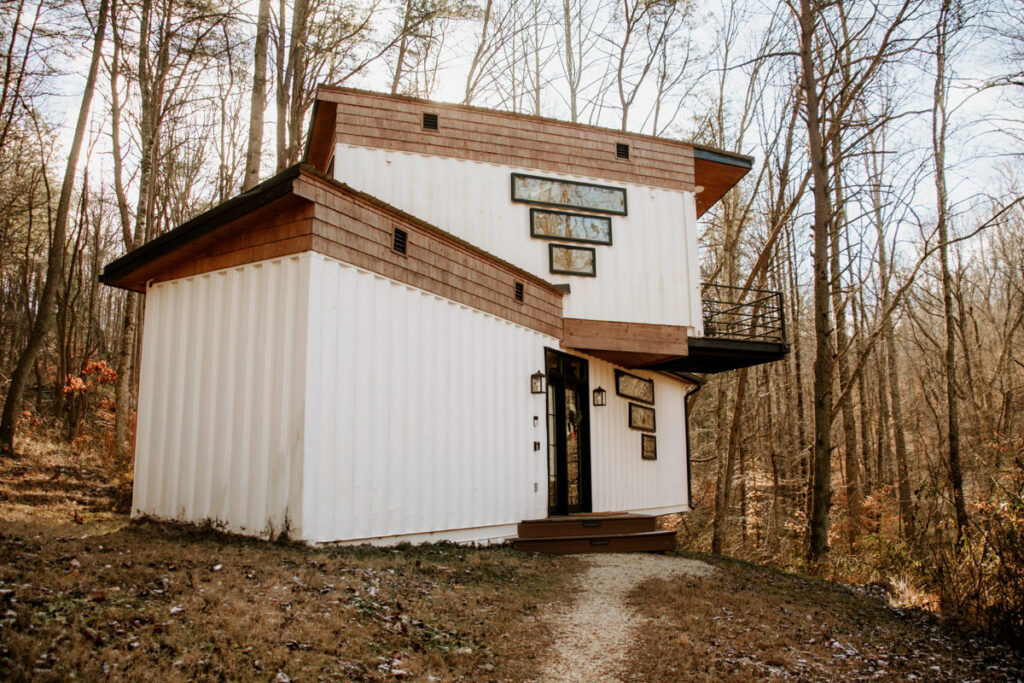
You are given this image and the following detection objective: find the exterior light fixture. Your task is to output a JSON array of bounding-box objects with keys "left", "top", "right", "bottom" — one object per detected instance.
[
  {"left": 593, "top": 386, "right": 607, "bottom": 406},
  {"left": 531, "top": 371, "right": 546, "bottom": 394}
]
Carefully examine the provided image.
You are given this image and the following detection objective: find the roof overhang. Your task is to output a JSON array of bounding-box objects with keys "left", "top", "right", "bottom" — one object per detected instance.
[{"left": 693, "top": 146, "right": 753, "bottom": 217}]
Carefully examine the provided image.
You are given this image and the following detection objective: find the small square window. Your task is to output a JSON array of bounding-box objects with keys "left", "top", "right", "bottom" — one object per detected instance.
[
  {"left": 616, "top": 143, "right": 630, "bottom": 159},
  {"left": 514, "top": 281, "right": 524, "bottom": 302},
  {"left": 423, "top": 113, "right": 439, "bottom": 130}
]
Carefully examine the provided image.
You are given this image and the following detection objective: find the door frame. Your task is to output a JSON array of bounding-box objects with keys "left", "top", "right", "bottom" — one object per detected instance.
[{"left": 544, "top": 347, "right": 593, "bottom": 516}]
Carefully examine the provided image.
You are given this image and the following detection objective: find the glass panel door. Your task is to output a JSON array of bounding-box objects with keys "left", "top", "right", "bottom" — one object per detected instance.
[{"left": 544, "top": 348, "right": 591, "bottom": 515}]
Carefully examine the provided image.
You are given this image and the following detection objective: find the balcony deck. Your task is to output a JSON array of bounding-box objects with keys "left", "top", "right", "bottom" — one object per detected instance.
[
  {"left": 561, "top": 283, "right": 790, "bottom": 374},
  {"left": 652, "top": 283, "right": 790, "bottom": 374}
]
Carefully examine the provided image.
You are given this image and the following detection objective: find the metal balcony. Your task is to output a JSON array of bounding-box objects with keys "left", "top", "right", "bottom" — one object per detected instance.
[
  {"left": 648, "top": 283, "right": 791, "bottom": 375},
  {"left": 701, "top": 283, "right": 786, "bottom": 344}
]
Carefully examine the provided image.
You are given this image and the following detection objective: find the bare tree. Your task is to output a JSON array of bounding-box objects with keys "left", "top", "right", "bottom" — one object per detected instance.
[
  {"left": 931, "top": 0, "right": 969, "bottom": 537},
  {"left": 0, "top": 0, "right": 109, "bottom": 456},
  {"left": 243, "top": 0, "right": 271, "bottom": 190}
]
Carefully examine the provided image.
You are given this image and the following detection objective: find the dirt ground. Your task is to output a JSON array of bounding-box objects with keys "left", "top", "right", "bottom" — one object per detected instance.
[
  {"left": 2, "top": 445, "right": 1023, "bottom": 681},
  {"left": 621, "top": 554, "right": 1024, "bottom": 681},
  {"left": 0, "top": 517, "right": 578, "bottom": 682}
]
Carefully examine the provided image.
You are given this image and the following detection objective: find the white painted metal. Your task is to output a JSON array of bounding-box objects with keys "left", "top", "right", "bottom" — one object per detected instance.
[
  {"left": 133, "top": 255, "right": 311, "bottom": 538},
  {"left": 133, "top": 252, "right": 690, "bottom": 545},
  {"left": 301, "top": 253, "right": 555, "bottom": 544},
  {"left": 580, "top": 353, "right": 689, "bottom": 514},
  {"left": 333, "top": 144, "right": 702, "bottom": 332}
]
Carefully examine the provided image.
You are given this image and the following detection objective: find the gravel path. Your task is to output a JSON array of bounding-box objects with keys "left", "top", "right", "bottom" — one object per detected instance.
[{"left": 537, "top": 553, "right": 715, "bottom": 683}]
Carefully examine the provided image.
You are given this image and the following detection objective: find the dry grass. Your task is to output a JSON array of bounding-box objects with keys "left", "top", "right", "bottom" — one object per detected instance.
[
  {"left": 621, "top": 552, "right": 1024, "bottom": 681},
  {"left": 0, "top": 517, "right": 578, "bottom": 681},
  {"left": 0, "top": 421, "right": 132, "bottom": 524}
]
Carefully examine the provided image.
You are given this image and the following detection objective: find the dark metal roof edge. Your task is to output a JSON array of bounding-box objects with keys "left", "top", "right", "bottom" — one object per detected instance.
[
  {"left": 100, "top": 165, "right": 304, "bottom": 288},
  {"left": 692, "top": 145, "right": 754, "bottom": 169}
]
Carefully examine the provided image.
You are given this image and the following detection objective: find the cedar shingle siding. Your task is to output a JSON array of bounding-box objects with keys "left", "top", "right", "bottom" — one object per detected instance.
[
  {"left": 110, "top": 167, "right": 563, "bottom": 339},
  {"left": 317, "top": 87, "right": 696, "bottom": 193}
]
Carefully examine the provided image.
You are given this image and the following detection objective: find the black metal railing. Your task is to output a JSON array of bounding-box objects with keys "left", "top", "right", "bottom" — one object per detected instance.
[{"left": 701, "top": 283, "right": 786, "bottom": 344}]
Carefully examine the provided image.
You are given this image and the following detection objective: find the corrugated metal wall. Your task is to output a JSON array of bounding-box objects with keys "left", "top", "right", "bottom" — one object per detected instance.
[
  {"left": 134, "top": 252, "right": 688, "bottom": 545},
  {"left": 133, "top": 256, "right": 311, "bottom": 537},
  {"left": 333, "top": 144, "right": 701, "bottom": 331},
  {"left": 583, "top": 356, "right": 689, "bottom": 514},
  {"left": 302, "top": 254, "right": 554, "bottom": 543}
]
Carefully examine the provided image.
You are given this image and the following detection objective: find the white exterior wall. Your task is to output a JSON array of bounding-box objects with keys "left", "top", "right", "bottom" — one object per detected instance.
[
  {"left": 334, "top": 144, "right": 705, "bottom": 335},
  {"left": 582, "top": 354, "right": 689, "bottom": 515},
  {"left": 133, "top": 255, "right": 311, "bottom": 538},
  {"left": 301, "top": 253, "right": 555, "bottom": 544},
  {"left": 133, "top": 252, "right": 689, "bottom": 545}
]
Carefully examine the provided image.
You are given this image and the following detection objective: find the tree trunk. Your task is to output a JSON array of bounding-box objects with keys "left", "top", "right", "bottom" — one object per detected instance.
[
  {"left": 932, "top": 0, "right": 969, "bottom": 538},
  {"left": 712, "top": 367, "right": 748, "bottom": 554},
  {"left": 798, "top": 0, "right": 835, "bottom": 562},
  {"left": 829, "top": 138, "right": 862, "bottom": 549},
  {"left": 242, "top": 0, "right": 271, "bottom": 191},
  {"left": 0, "top": 0, "right": 108, "bottom": 456}
]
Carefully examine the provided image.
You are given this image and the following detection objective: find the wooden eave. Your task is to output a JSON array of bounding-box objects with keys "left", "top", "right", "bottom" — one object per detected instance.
[
  {"left": 100, "top": 165, "right": 306, "bottom": 292},
  {"left": 100, "top": 164, "right": 566, "bottom": 301},
  {"left": 693, "top": 146, "right": 753, "bottom": 217}
]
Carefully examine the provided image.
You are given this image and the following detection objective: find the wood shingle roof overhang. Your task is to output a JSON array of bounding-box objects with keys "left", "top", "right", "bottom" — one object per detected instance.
[
  {"left": 692, "top": 146, "right": 753, "bottom": 217},
  {"left": 101, "top": 164, "right": 566, "bottom": 338},
  {"left": 305, "top": 85, "right": 753, "bottom": 217}
]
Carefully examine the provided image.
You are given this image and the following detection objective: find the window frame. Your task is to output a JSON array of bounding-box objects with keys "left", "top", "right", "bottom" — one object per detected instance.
[
  {"left": 548, "top": 243, "right": 597, "bottom": 277},
  {"left": 641, "top": 434, "right": 657, "bottom": 460},
  {"left": 511, "top": 173, "right": 628, "bottom": 216},
  {"left": 530, "top": 208, "right": 613, "bottom": 246},
  {"left": 615, "top": 369, "right": 655, "bottom": 405}
]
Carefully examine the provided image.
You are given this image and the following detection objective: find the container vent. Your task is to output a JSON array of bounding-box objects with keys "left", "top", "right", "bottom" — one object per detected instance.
[
  {"left": 423, "top": 113, "right": 439, "bottom": 130},
  {"left": 616, "top": 143, "right": 630, "bottom": 159},
  {"left": 392, "top": 228, "right": 408, "bottom": 254},
  {"left": 514, "top": 281, "right": 524, "bottom": 302}
]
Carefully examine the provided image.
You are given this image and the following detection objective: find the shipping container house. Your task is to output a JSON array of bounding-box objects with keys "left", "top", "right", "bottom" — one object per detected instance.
[{"left": 101, "top": 87, "right": 789, "bottom": 549}]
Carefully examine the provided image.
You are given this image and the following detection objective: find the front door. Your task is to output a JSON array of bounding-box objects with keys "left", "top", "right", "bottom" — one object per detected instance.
[{"left": 545, "top": 348, "right": 592, "bottom": 515}]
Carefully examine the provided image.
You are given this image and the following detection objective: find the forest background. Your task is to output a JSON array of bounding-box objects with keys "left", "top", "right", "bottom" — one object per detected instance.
[{"left": 0, "top": 0, "right": 1022, "bottom": 644}]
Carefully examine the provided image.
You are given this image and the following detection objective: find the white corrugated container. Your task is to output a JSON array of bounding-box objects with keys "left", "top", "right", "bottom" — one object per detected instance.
[
  {"left": 134, "top": 255, "right": 311, "bottom": 537},
  {"left": 133, "top": 252, "right": 690, "bottom": 545},
  {"left": 333, "top": 144, "right": 704, "bottom": 335},
  {"left": 302, "top": 253, "right": 555, "bottom": 543},
  {"left": 585, "top": 355, "right": 689, "bottom": 514}
]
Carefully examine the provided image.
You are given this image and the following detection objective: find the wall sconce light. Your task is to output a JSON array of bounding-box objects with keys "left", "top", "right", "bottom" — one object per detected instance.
[
  {"left": 531, "top": 370, "right": 546, "bottom": 394},
  {"left": 593, "top": 386, "right": 607, "bottom": 406}
]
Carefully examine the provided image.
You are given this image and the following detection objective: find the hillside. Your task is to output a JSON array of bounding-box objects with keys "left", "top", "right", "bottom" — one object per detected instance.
[{"left": 1, "top": 460, "right": 1021, "bottom": 683}]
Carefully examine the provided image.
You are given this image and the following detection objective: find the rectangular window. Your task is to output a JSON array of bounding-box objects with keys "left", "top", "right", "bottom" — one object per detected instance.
[
  {"left": 530, "top": 208, "right": 612, "bottom": 245},
  {"left": 549, "top": 244, "right": 596, "bottom": 277},
  {"left": 641, "top": 434, "right": 657, "bottom": 460},
  {"left": 615, "top": 370, "right": 654, "bottom": 404},
  {"left": 512, "top": 173, "right": 627, "bottom": 215},
  {"left": 628, "top": 403, "right": 656, "bottom": 432}
]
